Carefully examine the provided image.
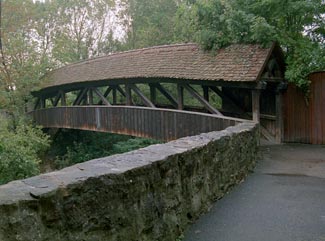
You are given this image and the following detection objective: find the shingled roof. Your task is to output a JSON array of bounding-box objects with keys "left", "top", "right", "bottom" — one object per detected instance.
[{"left": 41, "top": 43, "right": 277, "bottom": 90}]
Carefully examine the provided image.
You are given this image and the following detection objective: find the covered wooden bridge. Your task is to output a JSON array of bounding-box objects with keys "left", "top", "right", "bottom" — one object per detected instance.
[{"left": 31, "top": 43, "right": 286, "bottom": 142}]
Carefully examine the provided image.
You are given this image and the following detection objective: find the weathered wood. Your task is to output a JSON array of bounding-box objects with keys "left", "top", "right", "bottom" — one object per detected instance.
[
  {"left": 116, "top": 86, "right": 126, "bottom": 97},
  {"left": 32, "top": 78, "right": 264, "bottom": 99},
  {"left": 260, "top": 126, "right": 276, "bottom": 143},
  {"left": 155, "top": 83, "right": 178, "bottom": 108},
  {"left": 183, "top": 84, "right": 223, "bottom": 116},
  {"left": 203, "top": 86, "right": 209, "bottom": 102},
  {"left": 73, "top": 88, "right": 88, "bottom": 106},
  {"left": 177, "top": 84, "right": 184, "bottom": 110},
  {"left": 275, "top": 91, "right": 283, "bottom": 143},
  {"left": 103, "top": 86, "right": 113, "bottom": 98},
  {"left": 210, "top": 86, "right": 246, "bottom": 115},
  {"left": 252, "top": 90, "right": 260, "bottom": 122},
  {"left": 149, "top": 84, "right": 157, "bottom": 105},
  {"left": 52, "top": 92, "right": 61, "bottom": 107},
  {"left": 60, "top": 91, "right": 66, "bottom": 106},
  {"left": 129, "top": 84, "right": 155, "bottom": 108},
  {"left": 112, "top": 87, "right": 117, "bottom": 105},
  {"left": 88, "top": 88, "right": 94, "bottom": 105},
  {"left": 29, "top": 106, "right": 244, "bottom": 142},
  {"left": 93, "top": 88, "right": 111, "bottom": 106},
  {"left": 125, "top": 84, "right": 132, "bottom": 106}
]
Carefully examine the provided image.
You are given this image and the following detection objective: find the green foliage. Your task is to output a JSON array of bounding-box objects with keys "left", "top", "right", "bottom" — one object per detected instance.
[
  {"left": 52, "top": 130, "right": 160, "bottom": 169},
  {"left": 0, "top": 117, "right": 50, "bottom": 185},
  {"left": 111, "top": 138, "right": 159, "bottom": 154},
  {"left": 121, "top": 0, "right": 180, "bottom": 49},
  {"left": 196, "top": 0, "right": 325, "bottom": 91}
]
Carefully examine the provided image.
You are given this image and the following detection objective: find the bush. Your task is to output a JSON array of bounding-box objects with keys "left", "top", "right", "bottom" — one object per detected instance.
[
  {"left": 53, "top": 130, "right": 161, "bottom": 170},
  {"left": 0, "top": 117, "right": 50, "bottom": 185}
]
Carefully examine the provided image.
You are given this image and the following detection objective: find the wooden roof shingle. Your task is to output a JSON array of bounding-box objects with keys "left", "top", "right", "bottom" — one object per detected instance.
[{"left": 41, "top": 43, "right": 276, "bottom": 90}]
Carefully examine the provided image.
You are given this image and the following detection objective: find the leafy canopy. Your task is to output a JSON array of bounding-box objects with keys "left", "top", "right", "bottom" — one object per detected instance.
[{"left": 196, "top": 0, "right": 325, "bottom": 91}]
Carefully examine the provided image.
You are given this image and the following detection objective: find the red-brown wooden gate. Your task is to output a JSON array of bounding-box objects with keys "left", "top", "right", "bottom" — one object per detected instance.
[{"left": 283, "top": 72, "right": 325, "bottom": 144}]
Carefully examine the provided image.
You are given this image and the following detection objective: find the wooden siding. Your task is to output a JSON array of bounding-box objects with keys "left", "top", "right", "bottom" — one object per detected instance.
[
  {"left": 283, "top": 72, "right": 325, "bottom": 144},
  {"left": 310, "top": 72, "right": 325, "bottom": 144},
  {"left": 29, "top": 106, "right": 245, "bottom": 142}
]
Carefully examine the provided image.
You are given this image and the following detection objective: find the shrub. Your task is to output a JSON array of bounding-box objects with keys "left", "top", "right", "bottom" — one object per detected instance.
[{"left": 0, "top": 117, "right": 50, "bottom": 185}]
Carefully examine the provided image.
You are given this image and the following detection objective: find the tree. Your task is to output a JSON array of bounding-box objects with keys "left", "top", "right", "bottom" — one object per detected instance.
[
  {"left": 196, "top": 0, "right": 325, "bottom": 92},
  {"left": 120, "top": 0, "right": 183, "bottom": 49}
]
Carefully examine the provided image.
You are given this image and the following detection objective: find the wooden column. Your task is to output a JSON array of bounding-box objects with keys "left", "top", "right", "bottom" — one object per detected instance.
[
  {"left": 203, "top": 86, "right": 209, "bottom": 102},
  {"left": 112, "top": 87, "right": 117, "bottom": 105},
  {"left": 149, "top": 84, "right": 157, "bottom": 105},
  {"left": 125, "top": 84, "right": 132, "bottom": 106},
  {"left": 177, "top": 84, "right": 184, "bottom": 110},
  {"left": 275, "top": 90, "right": 284, "bottom": 143},
  {"left": 60, "top": 91, "right": 66, "bottom": 106},
  {"left": 252, "top": 89, "right": 260, "bottom": 122},
  {"left": 87, "top": 88, "right": 93, "bottom": 105}
]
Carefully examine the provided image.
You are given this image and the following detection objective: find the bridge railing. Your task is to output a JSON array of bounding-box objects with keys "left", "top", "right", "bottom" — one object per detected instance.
[{"left": 29, "top": 106, "right": 248, "bottom": 141}]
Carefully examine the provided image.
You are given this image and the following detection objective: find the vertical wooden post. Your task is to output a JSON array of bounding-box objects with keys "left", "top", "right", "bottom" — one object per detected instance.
[
  {"left": 203, "top": 86, "right": 209, "bottom": 102},
  {"left": 112, "top": 87, "right": 117, "bottom": 105},
  {"left": 275, "top": 91, "right": 284, "bottom": 143},
  {"left": 149, "top": 84, "right": 157, "bottom": 105},
  {"left": 88, "top": 88, "right": 93, "bottom": 105},
  {"left": 177, "top": 84, "right": 184, "bottom": 110},
  {"left": 125, "top": 84, "right": 132, "bottom": 106},
  {"left": 252, "top": 89, "right": 260, "bottom": 122},
  {"left": 60, "top": 91, "right": 66, "bottom": 106}
]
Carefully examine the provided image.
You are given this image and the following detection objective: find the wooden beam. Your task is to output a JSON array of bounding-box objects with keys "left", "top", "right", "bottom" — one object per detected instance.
[
  {"left": 112, "top": 87, "right": 117, "bottom": 105},
  {"left": 177, "top": 84, "right": 184, "bottom": 110},
  {"left": 116, "top": 86, "right": 126, "bottom": 97},
  {"left": 149, "top": 84, "right": 157, "bottom": 105},
  {"left": 210, "top": 86, "right": 246, "bottom": 115},
  {"left": 275, "top": 92, "right": 283, "bottom": 143},
  {"left": 52, "top": 92, "right": 61, "bottom": 107},
  {"left": 155, "top": 83, "right": 178, "bottom": 108},
  {"left": 88, "top": 88, "right": 94, "bottom": 105},
  {"left": 183, "top": 84, "right": 223, "bottom": 116},
  {"left": 103, "top": 86, "right": 113, "bottom": 98},
  {"left": 97, "top": 87, "right": 112, "bottom": 105},
  {"left": 260, "top": 126, "right": 276, "bottom": 143},
  {"left": 203, "top": 86, "right": 209, "bottom": 102},
  {"left": 60, "top": 90, "right": 66, "bottom": 106},
  {"left": 125, "top": 84, "right": 132, "bottom": 106},
  {"left": 93, "top": 88, "right": 111, "bottom": 106},
  {"left": 129, "top": 84, "right": 155, "bottom": 108},
  {"left": 252, "top": 90, "right": 260, "bottom": 122},
  {"left": 73, "top": 88, "right": 88, "bottom": 106},
  {"left": 32, "top": 78, "right": 265, "bottom": 98}
]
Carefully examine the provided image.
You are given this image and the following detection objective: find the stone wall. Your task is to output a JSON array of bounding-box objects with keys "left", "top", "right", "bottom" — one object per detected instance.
[{"left": 0, "top": 122, "right": 258, "bottom": 241}]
